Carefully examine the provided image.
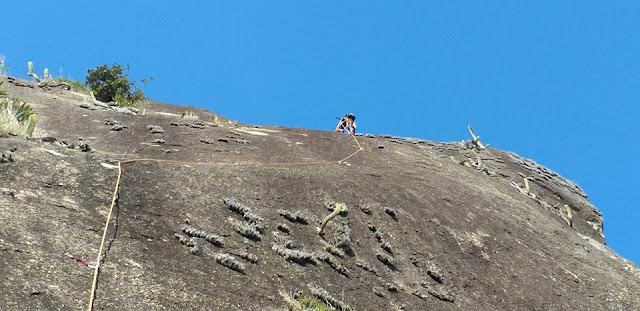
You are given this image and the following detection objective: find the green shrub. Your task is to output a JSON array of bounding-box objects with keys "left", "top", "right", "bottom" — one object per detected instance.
[
  {"left": 85, "top": 63, "right": 149, "bottom": 107},
  {"left": 53, "top": 78, "right": 88, "bottom": 92},
  {"left": 1, "top": 81, "right": 37, "bottom": 137},
  {"left": 298, "top": 294, "right": 327, "bottom": 311},
  {"left": 0, "top": 81, "right": 6, "bottom": 97},
  {"left": 0, "top": 99, "right": 37, "bottom": 137},
  {"left": 112, "top": 90, "right": 136, "bottom": 108}
]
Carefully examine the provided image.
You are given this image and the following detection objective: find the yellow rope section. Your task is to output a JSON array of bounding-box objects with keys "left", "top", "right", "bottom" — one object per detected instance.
[
  {"left": 87, "top": 161, "right": 121, "bottom": 311},
  {"left": 118, "top": 133, "right": 363, "bottom": 167},
  {"left": 86, "top": 133, "right": 362, "bottom": 310},
  {"left": 338, "top": 134, "right": 364, "bottom": 163}
]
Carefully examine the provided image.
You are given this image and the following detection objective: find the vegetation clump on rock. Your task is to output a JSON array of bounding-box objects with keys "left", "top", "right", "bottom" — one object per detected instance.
[
  {"left": 85, "top": 63, "right": 150, "bottom": 107},
  {"left": 278, "top": 209, "right": 309, "bottom": 224},
  {"left": 215, "top": 253, "right": 245, "bottom": 274},
  {"left": 0, "top": 82, "right": 37, "bottom": 137},
  {"left": 309, "top": 285, "right": 354, "bottom": 311},
  {"left": 230, "top": 218, "right": 262, "bottom": 241},
  {"left": 273, "top": 243, "right": 316, "bottom": 265},
  {"left": 181, "top": 224, "right": 224, "bottom": 247},
  {"left": 224, "top": 197, "right": 265, "bottom": 233},
  {"left": 319, "top": 254, "right": 349, "bottom": 277}
]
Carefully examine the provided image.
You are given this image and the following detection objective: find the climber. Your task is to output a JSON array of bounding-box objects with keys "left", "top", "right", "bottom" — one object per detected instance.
[{"left": 335, "top": 113, "right": 357, "bottom": 135}]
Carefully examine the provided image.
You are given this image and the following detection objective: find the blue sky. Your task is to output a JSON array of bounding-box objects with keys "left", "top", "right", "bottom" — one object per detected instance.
[{"left": 2, "top": 2, "right": 638, "bottom": 265}]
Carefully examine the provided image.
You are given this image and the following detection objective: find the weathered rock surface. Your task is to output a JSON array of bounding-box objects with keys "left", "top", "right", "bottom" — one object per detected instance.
[{"left": 1, "top": 76, "right": 639, "bottom": 310}]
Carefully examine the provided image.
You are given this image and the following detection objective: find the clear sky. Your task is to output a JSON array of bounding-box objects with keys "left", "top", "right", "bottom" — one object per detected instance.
[{"left": 1, "top": 2, "right": 638, "bottom": 265}]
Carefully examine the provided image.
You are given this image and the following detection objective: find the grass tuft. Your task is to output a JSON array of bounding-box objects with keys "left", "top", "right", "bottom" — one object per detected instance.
[{"left": 308, "top": 285, "right": 354, "bottom": 311}]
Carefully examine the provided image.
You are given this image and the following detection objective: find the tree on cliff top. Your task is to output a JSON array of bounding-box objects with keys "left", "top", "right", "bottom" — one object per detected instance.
[{"left": 85, "top": 63, "right": 151, "bottom": 107}]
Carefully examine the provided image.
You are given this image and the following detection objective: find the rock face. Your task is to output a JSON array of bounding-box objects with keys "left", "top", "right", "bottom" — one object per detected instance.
[{"left": 1, "top": 76, "right": 639, "bottom": 311}]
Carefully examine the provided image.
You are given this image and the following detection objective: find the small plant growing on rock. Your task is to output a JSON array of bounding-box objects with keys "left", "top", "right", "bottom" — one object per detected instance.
[
  {"left": 518, "top": 172, "right": 534, "bottom": 194},
  {"left": 336, "top": 224, "right": 353, "bottom": 252},
  {"left": 272, "top": 243, "right": 316, "bottom": 265},
  {"left": 278, "top": 290, "right": 304, "bottom": 311},
  {"left": 174, "top": 233, "right": 201, "bottom": 255},
  {"left": 280, "top": 291, "right": 328, "bottom": 311},
  {"left": 174, "top": 233, "right": 195, "bottom": 247},
  {"left": 232, "top": 251, "right": 259, "bottom": 264},
  {"left": 380, "top": 241, "right": 393, "bottom": 254},
  {"left": 356, "top": 257, "right": 378, "bottom": 275},
  {"left": 427, "top": 265, "right": 444, "bottom": 284},
  {"left": 308, "top": 285, "right": 354, "bottom": 311},
  {"left": 373, "top": 287, "right": 385, "bottom": 297},
  {"left": 324, "top": 244, "right": 345, "bottom": 258},
  {"left": 376, "top": 249, "right": 395, "bottom": 269},
  {"left": 230, "top": 218, "right": 262, "bottom": 241},
  {"left": 524, "top": 176, "right": 532, "bottom": 194},
  {"left": 373, "top": 227, "right": 383, "bottom": 241},
  {"left": 0, "top": 99, "right": 38, "bottom": 137},
  {"left": 384, "top": 207, "right": 397, "bottom": 220},
  {"left": 564, "top": 204, "right": 574, "bottom": 227},
  {"left": 427, "top": 287, "right": 455, "bottom": 302},
  {"left": 190, "top": 244, "right": 200, "bottom": 256},
  {"left": 298, "top": 294, "right": 328, "bottom": 311},
  {"left": 461, "top": 125, "right": 489, "bottom": 169},
  {"left": 181, "top": 111, "right": 198, "bottom": 120},
  {"left": 373, "top": 227, "right": 394, "bottom": 254},
  {"left": 27, "top": 61, "right": 51, "bottom": 83},
  {"left": 181, "top": 224, "right": 224, "bottom": 247},
  {"left": 386, "top": 283, "right": 398, "bottom": 292},
  {"left": 360, "top": 205, "right": 372, "bottom": 215},
  {"left": 27, "top": 61, "right": 70, "bottom": 89},
  {"left": 319, "top": 254, "right": 349, "bottom": 277},
  {"left": 278, "top": 209, "right": 309, "bottom": 225},
  {"left": 277, "top": 223, "right": 291, "bottom": 234},
  {"left": 224, "top": 197, "right": 265, "bottom": 233},
  {"left": 283, "top": 239, "right": 298, "bottom": 249},
  {"left": 147, "top": 125, "right": 165, "bottom": 133},
  {"left": 215, "top": 253, "right": 245, "bottom": 274}
]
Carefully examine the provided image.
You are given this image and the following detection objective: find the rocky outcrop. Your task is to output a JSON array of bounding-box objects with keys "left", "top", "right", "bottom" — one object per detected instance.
[{"left": 0, "top": 76, "right": 638, "bottom": 310}]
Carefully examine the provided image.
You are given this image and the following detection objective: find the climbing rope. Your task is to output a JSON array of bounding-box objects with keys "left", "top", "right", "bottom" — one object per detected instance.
[
  {"left": 338, "top": 134, "right": 364, "bottom": 164},
  {"left": 118, "top": 133, "right": 363, "bottom": 166},
  {"left": 87, "top": 161, "right": 121, "bottom": 311},
  {"left": 86, "top": 133, "right": 363, "bottom": 311}
]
